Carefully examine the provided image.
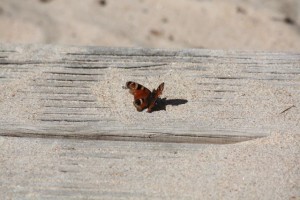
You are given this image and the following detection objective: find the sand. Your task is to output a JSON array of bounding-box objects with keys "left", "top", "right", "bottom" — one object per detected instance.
[
  {"left": 0, "top": 0, "right": 300, "bottom": 51},
  {"left": 0, "top": 0, "right": 299, "bottom": 199}
]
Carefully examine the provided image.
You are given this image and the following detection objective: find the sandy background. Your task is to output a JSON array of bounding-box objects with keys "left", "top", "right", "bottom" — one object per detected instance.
[
  {"left": 0, "top": 0, "right": 300, "bottom": 51},
  {"left": 0, "top": 0, "right": 299, "bottom": 199}
]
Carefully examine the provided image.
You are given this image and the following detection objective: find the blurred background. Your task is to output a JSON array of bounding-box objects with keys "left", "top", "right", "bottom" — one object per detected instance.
[{"left": 0, "top": 0, "right": 300, "bottom": 51}]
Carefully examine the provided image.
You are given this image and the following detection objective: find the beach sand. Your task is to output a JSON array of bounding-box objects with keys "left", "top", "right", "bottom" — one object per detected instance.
[
  {"left": 0, "top": 0, "right": 299, "bottom": 199},
  {"left": 0, "top": 0, "right": 300, "bottom": 51}
]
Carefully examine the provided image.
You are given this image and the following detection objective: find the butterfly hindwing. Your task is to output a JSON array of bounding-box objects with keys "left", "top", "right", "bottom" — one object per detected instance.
[{"left": 133, "top": 98, "right": 148, "bottom": 112}]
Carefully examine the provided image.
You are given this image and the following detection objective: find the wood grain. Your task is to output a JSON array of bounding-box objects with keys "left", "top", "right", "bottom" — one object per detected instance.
[
  {"left": 0, "top": 44, "right": 299, "bottom": 199},
  {"left": 0, "top": 134, "right": 298, "bottom": 199},
  {"left": 0, "top": 44, "right": 299, "bottom": 144}
]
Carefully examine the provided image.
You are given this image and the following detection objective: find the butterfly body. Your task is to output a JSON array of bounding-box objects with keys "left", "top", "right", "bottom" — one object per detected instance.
[{"left": 126, "top": 81, "right": 164, "bottom": 112}]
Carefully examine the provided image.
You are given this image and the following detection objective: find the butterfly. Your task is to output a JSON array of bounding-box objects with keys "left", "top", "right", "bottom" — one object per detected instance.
[{"left": 126, "top": 81, "right": 164, "bottom": 112}]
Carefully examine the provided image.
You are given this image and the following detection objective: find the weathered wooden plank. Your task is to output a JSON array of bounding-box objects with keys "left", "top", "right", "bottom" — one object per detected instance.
[
  {"left": 0, "top": 44, "right": 299, "bottom": 143},
  {"left": 0, "top": 135, "right": 298, "bottom": 199}
]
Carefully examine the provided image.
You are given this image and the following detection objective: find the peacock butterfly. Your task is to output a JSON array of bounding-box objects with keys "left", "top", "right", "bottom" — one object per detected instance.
[{"left": 125, "top": 81, "right": 164, "bottom": 113}]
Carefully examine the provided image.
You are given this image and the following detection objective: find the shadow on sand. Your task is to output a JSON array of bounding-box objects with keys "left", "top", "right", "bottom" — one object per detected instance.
[{"left": 151, "top": 98, "right": 188, "bottom": 112}]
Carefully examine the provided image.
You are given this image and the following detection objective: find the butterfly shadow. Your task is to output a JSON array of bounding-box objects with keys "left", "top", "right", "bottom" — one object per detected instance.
[{"left": 151, "top": 98, "right": 188, "bottom": 112}]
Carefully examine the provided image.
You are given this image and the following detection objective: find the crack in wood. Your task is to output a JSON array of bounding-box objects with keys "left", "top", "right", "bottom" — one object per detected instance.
[
  {"left": 39, "top": 119, "right": 100, "bottom": 122},
  {"left": 41, "top": 98, "right": 96, "bottom": 102},
  {"left": 122, "top": 63, "right": 168, "bottom": 69},
  {"left": 280, "top": 105, "right": 296, "bottom": 114},
  {"left": 0, "top": 132, "right": 262, "bottom": 144},
  {"left": 45, "top": 78, "right": 98, "bottom": 82},
  {"left": 64, "top": 66, "right": 109, "bottom": 69},
  {"left": 45, "top": 71, "right": 104, "bottom": 76}
]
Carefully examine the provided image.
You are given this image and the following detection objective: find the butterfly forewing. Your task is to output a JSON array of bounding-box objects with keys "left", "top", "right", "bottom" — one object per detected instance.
[
  {"left": 126, "top": 81, "right": 151, "bottom": 99},
  {"left": 126, "top": 81, "right": 151, "bottom": 111},
  {"left": 147, "top": 82, "right": 164, "bottom": 112},
  {"left": 155, "top": 83, "right": 164, "bottom": 98}
]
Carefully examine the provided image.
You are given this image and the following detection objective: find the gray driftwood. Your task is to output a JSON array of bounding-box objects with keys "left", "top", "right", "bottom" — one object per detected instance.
[
  {"left": 1, "top": 135, "right": 298, "bottom": 199},
  {"left": 0, "top": 44, "right": 299, "bottom": 144},
  {"left": 0, "top": 44, "right": 299, "bottom": 199}
]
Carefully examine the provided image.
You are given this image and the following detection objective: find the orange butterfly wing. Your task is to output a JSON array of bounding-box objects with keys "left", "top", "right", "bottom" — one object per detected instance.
[
  {"left": 126, "top": 81, "right": 164, "bottom": 112},
  {"left": 147, "top": 82, "right": 164, "bottom": 112},
  {"left": 126, "top": 81, "right": 151, "bottom": 111}
]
